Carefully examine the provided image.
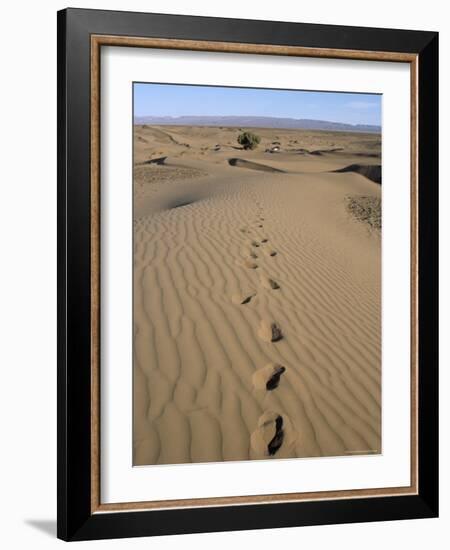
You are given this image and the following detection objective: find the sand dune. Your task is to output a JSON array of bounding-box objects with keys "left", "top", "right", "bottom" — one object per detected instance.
[
  {"left": 334, "top": 164, "right": 382, "bottom": 184},
  {"left": 228, "top": 158, "right": 285, "bottom": 172},
  {"left": 133, "top": 125, "right": 381, "bottom": 465}
]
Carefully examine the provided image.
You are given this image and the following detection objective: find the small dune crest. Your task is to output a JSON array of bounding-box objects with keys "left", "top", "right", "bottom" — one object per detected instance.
[
  {"left": 334, "top": 164, "right": 381, "bottom": 184},
  {"left": 309, "top": 147, "right": 343, "bottom": 155},
  {"left": 228, "top": 158, "right": 285, "bottom": 173},
  {"left": 137, "top": 126, "right": 180, "bottom": 145},
  {"left": 142, "top": 156, "right": 168, "bottom": 165}
]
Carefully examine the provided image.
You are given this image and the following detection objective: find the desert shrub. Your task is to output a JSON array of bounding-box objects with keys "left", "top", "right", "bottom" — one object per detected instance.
[
  {"left": 345, "top": 195, "right": 381, "bottom": 230},
  {"left": 237, "top": 131, "right": 261, "bottom": 150}
]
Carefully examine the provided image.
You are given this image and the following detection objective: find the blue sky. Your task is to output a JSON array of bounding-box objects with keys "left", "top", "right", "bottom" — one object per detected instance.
[{"left": 133, "top": 83, "right": 381, "bottom": 126}]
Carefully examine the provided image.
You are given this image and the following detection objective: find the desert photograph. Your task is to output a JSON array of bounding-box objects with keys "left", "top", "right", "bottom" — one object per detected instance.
[{"left": 132, "top": 83, "right": 382, "bottom": 466}]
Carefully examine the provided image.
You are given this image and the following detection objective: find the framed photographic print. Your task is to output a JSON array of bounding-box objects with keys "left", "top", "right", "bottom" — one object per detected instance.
[{"left": 57, "top": 8, "right": 439, "bottom": 541}]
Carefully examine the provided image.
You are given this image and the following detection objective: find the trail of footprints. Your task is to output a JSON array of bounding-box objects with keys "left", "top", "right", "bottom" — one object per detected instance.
[{"left": 234, "top": 199, "right": 292, "bottom": 458}]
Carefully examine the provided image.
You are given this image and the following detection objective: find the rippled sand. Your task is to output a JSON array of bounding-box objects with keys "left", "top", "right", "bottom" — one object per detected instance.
[{"left": 133, "top": 125, "right": 381, "bottom": 466}]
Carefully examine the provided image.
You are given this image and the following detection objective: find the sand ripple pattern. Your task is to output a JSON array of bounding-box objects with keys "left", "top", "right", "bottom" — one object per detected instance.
[{"left": 133, "top": 165, "right": 381, "bottom": 465}]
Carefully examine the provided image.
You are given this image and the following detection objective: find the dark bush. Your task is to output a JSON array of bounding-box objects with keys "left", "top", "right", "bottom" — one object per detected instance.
[{"left": 237, "top": 131, "right": 261, "bottom": 150}]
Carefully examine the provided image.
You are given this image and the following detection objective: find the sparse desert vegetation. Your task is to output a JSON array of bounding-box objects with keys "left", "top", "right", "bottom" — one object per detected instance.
[
  {"left": 237, "top": 130, "right": 261, "bottom": 150},
  {"left": 345, "top": 195, "right": 381, "bottom": 230}
]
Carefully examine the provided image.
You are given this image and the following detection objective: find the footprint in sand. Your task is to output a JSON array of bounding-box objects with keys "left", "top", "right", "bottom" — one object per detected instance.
[
  {"left": 250, "top": 411, "right": 297, "bottom": 457},
  {"left": 252, "top": 363, "right": 286, "bottom": 391},
  {"left": 267, "top": 250, "right": 277, "bottom": 257},
  {"left": 261, "top": 238, "right": 269, "bottom": 243},
  {"left": 240, "top": 227, "right": 248, "bottom": 233},
  {"left": 249, "top": 251, "right": 258, "bottom": 259},
  {"left": 241, "top": 259, "right": 258, "bottom": 269},
  {"left": 251, "top": 241, "right": 260, "bottom": 248},
  {"left": 232, "top": 293, "right": 256, "bottom": 305},
  {"left": 258, "top": 319, "right": 283, "bottom": 342},
  {"left": 258, "top": 224, "right": 263, "bottom": 228},
  {"left": 259, "top": 274, "right": 280, "bottom": 290},
  {"left": 250, "top": 412, "right": 282, "bottom": 456}
]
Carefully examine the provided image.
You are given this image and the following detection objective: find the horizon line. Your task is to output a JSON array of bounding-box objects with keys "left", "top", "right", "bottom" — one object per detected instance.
[{"left": 133, "top": 114, "right": 381, "bottom": 128}]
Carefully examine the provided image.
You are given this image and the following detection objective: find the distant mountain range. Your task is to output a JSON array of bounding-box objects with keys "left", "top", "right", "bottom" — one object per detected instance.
[{"left": 134, "top": 115, "right": 381, "bottom": 133}]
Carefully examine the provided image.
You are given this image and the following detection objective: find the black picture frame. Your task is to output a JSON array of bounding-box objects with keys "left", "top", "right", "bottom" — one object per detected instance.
[{"left": 57, "top": 7, "right": 438, "bottom": 541}]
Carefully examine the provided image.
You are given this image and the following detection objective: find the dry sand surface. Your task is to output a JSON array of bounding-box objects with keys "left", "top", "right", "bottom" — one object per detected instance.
[{"left": 133, "top": 125, "right": 382, "bottom": 466}]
